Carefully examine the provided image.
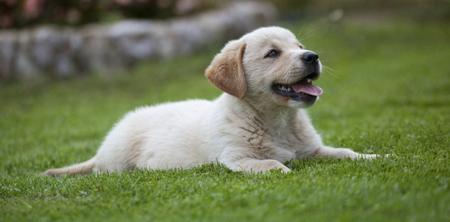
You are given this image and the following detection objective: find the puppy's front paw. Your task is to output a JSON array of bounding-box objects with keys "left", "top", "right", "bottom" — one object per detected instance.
[
  {"left": 232, "top": 159, "right": 291, "bottom": 173},
  {"left": 221, "top": 158, "right": 291, "bottom": 174},
  {"left": 251, "top": 159, "right": 291, "bottom": 173}
]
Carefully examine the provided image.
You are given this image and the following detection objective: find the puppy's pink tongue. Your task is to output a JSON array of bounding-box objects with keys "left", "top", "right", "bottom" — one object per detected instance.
[{"left": 292, "top": 82, "right": 323, "bottom": 96}]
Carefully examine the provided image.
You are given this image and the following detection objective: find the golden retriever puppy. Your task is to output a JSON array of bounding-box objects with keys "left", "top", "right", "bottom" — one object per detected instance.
[{"left": 44, "top": 26, "right": 378, "bottom": 176}]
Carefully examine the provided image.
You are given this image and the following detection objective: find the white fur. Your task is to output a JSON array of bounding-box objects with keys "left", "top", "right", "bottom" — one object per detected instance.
[{"left": 44, "top": 27, "right": 378, "bottom": 176}]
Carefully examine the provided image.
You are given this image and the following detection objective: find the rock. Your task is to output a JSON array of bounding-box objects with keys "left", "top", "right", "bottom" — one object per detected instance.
[{"left": 0, "top": 31, "right": 17, "bottom": 79}]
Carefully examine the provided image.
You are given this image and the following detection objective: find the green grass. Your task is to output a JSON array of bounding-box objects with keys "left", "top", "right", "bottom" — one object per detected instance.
[{"left": 1, "top": 18, "right": 449, "bottom": 221}]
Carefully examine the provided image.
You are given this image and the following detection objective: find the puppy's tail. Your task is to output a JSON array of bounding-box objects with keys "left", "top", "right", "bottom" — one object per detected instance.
[{"left": 42, "top": 157, "right": 95, "bottom": 176}]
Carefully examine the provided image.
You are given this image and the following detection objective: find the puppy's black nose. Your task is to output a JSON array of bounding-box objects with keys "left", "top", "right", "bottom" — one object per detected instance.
[{"left": 301, "top": 52, "right": 319, "bottom": 63}]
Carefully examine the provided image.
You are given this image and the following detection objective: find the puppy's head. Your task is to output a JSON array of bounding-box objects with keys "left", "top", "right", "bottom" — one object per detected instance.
[{"left": 206, "top": 26, "right": 322, "bottom": 108}]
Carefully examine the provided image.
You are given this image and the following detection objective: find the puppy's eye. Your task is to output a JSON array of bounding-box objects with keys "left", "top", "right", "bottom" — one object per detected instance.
[{"left": 264, "top": 49, "right": 280, "bottom": 59}]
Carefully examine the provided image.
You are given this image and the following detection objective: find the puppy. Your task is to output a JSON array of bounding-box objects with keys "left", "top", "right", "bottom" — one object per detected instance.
[{"left": 44, "top": 26, "right": 378, "bottom": 176}]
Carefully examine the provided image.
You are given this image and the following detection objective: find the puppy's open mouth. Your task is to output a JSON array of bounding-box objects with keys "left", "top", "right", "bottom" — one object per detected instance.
[{"left": 272, "top": 72, "right": 323, "bottom": 102}]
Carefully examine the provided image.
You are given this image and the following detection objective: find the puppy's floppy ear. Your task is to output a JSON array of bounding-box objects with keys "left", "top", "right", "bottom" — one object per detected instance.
[{"left": 205, "top": 40, "right": 247, "bottom": 98}]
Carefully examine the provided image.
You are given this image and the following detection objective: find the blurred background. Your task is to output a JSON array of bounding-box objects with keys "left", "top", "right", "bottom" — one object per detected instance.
[{"left": 0, "top": 0, "right": 448, "bottom": 80}]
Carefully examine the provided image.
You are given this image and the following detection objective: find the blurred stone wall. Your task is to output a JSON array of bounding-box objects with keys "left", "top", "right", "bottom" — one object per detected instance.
[{"left": 0, "top": 1, "right": 276, "bottom": 80}]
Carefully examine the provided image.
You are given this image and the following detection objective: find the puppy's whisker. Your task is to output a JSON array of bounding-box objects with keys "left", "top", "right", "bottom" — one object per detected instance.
[
  {"left": 323, "top": 65, "right": 336, "bottom": 72},
  {"left": 322, "top": 65, "right": 339, "bottom": 79}
]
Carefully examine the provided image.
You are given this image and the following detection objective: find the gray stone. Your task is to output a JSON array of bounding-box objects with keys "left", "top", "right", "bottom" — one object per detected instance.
[{"left": 0, "top": 32, "right": 17, "bottom": 79}]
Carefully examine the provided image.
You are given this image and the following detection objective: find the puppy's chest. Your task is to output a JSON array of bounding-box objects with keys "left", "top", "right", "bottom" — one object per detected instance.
[{"left": 237, "top": 117, "right": 305, "bottom": 159}]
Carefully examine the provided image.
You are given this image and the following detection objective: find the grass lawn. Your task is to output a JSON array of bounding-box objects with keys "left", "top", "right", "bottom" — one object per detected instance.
[{"left": 0, "top": 18, "right": 449, "bottom": 221}]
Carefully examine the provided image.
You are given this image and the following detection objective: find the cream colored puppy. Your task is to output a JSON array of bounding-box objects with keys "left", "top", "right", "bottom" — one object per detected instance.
[{"left": 44, "top": 26, "right": 378, "bottom": 176}]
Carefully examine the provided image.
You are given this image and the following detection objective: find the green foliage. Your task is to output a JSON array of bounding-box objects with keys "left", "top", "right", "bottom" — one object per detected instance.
[
  {"left": 0, "top": 19, "right": 449, "bottom": 221},
  {"left": 0, "top": 0, "right": 101, "bottom": 28}
]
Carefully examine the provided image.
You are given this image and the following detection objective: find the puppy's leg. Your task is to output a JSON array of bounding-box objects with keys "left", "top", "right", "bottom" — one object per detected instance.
[
  {"left": 219, "top": 150, "right": 291, "bottom": 173},
  {"left": 220, "top": 157, "right": 291, "bottom": 173},
  {"left": 315, "top": 146, "right": 379, "bottom": 160}
]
